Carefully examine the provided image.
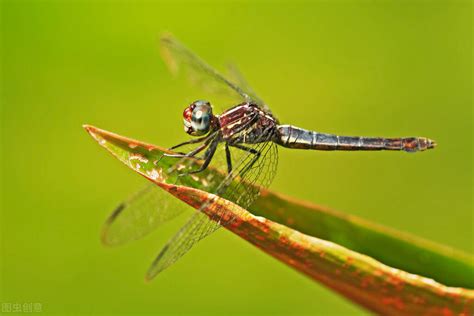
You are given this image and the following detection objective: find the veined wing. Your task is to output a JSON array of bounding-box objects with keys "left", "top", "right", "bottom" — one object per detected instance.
[
  {"left": 146, "top": 127, "right": 278, "bottom": 280},
  {"left": 103, "top": 36, "right": 278, "bottom": 277},
  {"left": 101, "top": 123, "right": 278, "bottom": 278},
  {"left": 160, "top": 34, "right": 272, "bottom": 115},
  {"left": 102, "top": 184, "right": 189, "bottom": 246},
  {"left": 226, "top": 63, "right": 272, "bottom": 116}
]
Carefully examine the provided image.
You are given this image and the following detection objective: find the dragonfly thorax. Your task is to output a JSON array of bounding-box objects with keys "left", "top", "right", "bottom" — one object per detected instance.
[{"left": 183, "top": 100, "right": 217, "bottom": 136}]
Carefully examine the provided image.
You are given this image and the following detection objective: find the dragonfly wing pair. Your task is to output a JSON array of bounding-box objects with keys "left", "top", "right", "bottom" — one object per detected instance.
[
  {"left": 160, "top": 33, "right": 272, "bottom": 115},
  {"left": 102, "top": 35, "right": 278, "bottom": 280}
]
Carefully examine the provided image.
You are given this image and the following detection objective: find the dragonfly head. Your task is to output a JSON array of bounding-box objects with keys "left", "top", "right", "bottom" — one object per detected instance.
[{"left": 183, "top": 100, "right": 215, "bottom": 136}]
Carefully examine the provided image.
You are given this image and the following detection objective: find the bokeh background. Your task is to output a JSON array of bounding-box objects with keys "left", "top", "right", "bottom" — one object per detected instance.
[{"left": 1, "top": 1, "right": 471, "bottom": 315}]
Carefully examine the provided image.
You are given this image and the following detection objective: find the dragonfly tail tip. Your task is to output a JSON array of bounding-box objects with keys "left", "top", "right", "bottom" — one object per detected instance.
[{"left": 428, "top": 138, "right": 437, "bottom": 149}]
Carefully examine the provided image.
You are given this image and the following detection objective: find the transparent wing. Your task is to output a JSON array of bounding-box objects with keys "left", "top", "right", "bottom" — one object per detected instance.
[
  {"left": 226, "top": 63, "right": 273, "bottom": 116},
  {"left": 146, "top": 129, "right": 278, "bottom": 280},
  {"left": 102, "top": 184, "right": 189, "bottom": 246},
  {"left": 160, "top": 33, "right": 272, "bottom": 114},
  {"left": 104, "top": 35, "right": 278, "bottom": 277}
]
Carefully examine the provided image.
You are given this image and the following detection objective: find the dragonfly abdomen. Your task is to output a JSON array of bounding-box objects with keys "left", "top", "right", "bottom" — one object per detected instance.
[{"left": 275, "top": 125, "right": 436, "bottom": 152}]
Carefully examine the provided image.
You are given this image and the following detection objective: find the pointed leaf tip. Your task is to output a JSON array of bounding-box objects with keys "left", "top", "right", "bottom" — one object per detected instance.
[
  {"left": 83, "top": 124, "right": 98, "bottom": 137},
  {"left": 82, "top": 124, "right": 93, "bottom": 131},
  {"left": 85, "top": 125, "right": 474, "bottom": 315}
]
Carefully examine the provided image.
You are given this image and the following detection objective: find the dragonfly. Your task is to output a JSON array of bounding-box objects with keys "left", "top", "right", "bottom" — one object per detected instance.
[{"left": 103, "top": 34, "right": 436, "bottom": 281}]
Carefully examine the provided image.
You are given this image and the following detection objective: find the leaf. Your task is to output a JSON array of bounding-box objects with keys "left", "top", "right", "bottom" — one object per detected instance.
[
  {"left": 84, "top": 125, "right": 474, "bottom": 315},
  {"left": 252, "top": 192, "right": 474, "bottom": 289}
]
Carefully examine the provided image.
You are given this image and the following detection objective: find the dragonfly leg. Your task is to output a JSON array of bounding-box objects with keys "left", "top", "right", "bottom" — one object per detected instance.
[
  {"left": 165, "top": 133, "right": 217, "bottom": 158},
  {"left": 186, "top": 137, "right": 219, "bottom": 174},
  {"left": 164, "top": 141, "right": 208, "bottom": 159},
  {"left": 168, "top": 135, "right": 210, "bottom": 151},
  {"left": 230, "top": 143, "right": 261, "bottom": 177},
  {"left": 225, "top": 143, "right": 232, "bottom": 174}
]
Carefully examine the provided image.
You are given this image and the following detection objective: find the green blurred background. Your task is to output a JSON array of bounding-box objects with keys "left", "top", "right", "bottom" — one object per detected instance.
[{"left": 1, "top": 1, "right": 471, "bottom": 315}]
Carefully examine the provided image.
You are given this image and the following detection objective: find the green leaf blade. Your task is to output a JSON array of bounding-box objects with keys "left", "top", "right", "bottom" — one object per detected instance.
[{"left": 84, "top": 125, "right": 474, "bottom": 315}]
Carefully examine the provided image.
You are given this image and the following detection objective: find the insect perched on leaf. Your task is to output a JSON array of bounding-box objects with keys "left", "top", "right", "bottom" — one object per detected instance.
[{"left": 100, "top": 34, "right": 436, "bottom": 281}]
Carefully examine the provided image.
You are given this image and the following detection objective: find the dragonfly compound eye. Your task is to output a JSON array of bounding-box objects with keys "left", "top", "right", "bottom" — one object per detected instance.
[{"left": 183, "top": 100, "right": 213, "bottom": 136}]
